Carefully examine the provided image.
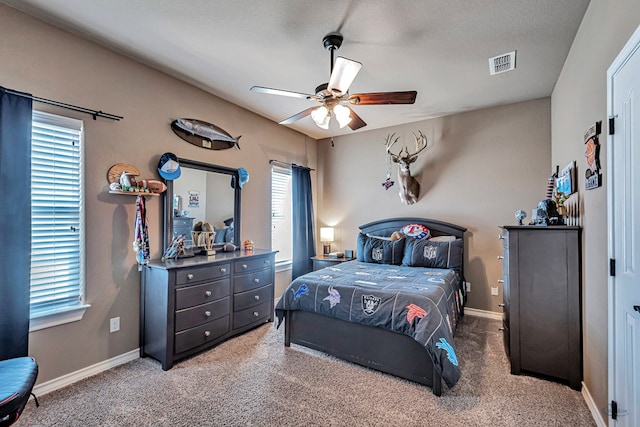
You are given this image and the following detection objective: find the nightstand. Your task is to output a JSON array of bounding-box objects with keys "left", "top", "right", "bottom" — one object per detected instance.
[{"left": 311, "top": 255, "right": 356, "bottom": 271}]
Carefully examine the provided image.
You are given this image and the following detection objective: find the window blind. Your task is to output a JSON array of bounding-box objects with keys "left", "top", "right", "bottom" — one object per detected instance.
[
  {"left": 30, "top": 111, "right": 84, "bottom": 317},
  {"left": 271, "top": 165, "right": 292, "bottom": 264}
]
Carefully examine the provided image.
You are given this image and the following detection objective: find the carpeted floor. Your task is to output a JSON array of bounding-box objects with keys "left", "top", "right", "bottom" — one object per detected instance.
[{"left": 18, "top": 316, "right": 596, "bottom": 426}]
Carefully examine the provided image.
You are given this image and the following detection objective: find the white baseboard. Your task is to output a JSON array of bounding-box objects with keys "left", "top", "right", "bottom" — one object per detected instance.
[
  {"left": 33, "top": 348, "right": 140, "bottom": 397},
  {"left": 464, "top": 307, "right": 502, "bottom": 320},
  {"left": 581, "top": 381, "right": 607, "bottom": 427}
]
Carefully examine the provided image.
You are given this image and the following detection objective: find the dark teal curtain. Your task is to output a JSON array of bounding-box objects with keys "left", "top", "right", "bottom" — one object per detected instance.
[
  {"left": 291, "top": 165, "right": 315, "bottom": 279},
  {"left": 0, "top": 87, "right": 32, "bottom": 360}
]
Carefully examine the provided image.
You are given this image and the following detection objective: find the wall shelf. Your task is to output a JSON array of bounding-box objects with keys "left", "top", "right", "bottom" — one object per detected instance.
[{"left": 109, "top": 190, "right": 159, "bottom": 196}]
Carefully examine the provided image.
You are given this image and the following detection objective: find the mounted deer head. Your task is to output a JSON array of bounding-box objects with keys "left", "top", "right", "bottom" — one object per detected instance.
[{"left": 385, "top": 131, "right": 428, "bottom": 205}]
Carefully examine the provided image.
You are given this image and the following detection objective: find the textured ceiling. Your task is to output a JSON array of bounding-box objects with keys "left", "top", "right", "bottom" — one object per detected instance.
[{"left": 1, "top": 0, "right": 590, "bottom": 139}]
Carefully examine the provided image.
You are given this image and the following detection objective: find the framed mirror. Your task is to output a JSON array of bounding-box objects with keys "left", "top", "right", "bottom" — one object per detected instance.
[{"left": 163, "top": 158, "right": 241, "bottom": 252}]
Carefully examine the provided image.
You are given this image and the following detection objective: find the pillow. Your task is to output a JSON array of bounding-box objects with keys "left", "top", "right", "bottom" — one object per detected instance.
[
  {"left": 429, "top": 235, "right": 457, "bottom": 242},
  {"left": 401, "top": 224, "right": 430, "bottom": 239},
  {"left": 214, "top": 227, "right": 227, "bottom": 243},
  {"left": 366, "top": 233, "right": 391, "bottom": 241},
  {"left": 225, "top": 226, "right": 234, "bottom": 243},
  {"left": 357, "top": 232, "right": 405, "bottom": 265},
  {"left": 402, "top": 237, "right": 463, "bottom": 270}
]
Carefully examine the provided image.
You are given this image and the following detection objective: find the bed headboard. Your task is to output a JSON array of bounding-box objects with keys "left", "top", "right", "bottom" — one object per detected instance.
[
  {"left": 359, "top": 217, "right": 467, "bottom": 239},
  {"left": 359, "top": 217, "right": 467, "bottom": 278}
]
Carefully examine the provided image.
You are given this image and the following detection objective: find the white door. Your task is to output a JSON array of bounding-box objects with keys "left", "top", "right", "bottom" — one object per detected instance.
[{"left": 608, "top": 24, "right": 640, "bottom": 426}]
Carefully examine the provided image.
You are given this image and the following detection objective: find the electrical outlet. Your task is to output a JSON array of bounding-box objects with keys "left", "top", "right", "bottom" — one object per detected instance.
[
  {"left": 109, "top": 317, "right": 120, "bottom": 333},
  {"left": 491, "top": 286, "right": 499, "bottom": 296},
  {"left": 465, "top": 281, "right": 471, "bottom": 292}
]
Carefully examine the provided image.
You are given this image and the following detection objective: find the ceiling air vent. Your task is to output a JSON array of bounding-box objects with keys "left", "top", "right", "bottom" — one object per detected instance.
[{"left": 489, "top": 51, "right": 516, "bottom": 75}]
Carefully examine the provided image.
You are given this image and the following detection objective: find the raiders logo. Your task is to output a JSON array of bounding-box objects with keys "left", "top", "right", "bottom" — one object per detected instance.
[
  {"left": 362, "top": 294, "right": 382, "bottom": 316},
  {"left": 372, "top": 247, "right": 384, "bottom": 261},
  {"left": 423, "top": 244, "right": 437, "bottom": 260}
]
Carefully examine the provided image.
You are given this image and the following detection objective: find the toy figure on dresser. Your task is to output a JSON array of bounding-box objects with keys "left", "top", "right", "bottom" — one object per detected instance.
[{"left": 535, "top": 199, "right": 562, "bottom": 226}]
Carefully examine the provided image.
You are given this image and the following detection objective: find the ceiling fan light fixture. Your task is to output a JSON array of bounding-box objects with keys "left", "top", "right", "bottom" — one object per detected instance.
[
  {"left": 311, "top": 106, "right": 330, "bottom": 129},
  {"left": 333, "top": 104, "right": 352, "bottom": 128}
]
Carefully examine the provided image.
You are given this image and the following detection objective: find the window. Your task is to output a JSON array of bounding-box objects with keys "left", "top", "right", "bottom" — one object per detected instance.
[
  {"left": 29, "top": 111, "right": 88, "bottom": 331},
  {"left": 271, "top": 165, "right": 292, "bottom": 269}
]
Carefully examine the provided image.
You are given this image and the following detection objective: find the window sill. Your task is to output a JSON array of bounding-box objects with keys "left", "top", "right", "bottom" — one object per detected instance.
[
  {"left": 275, "top": 261, "right": 292, "bottom": 273},
  {"left": 29, "top": 304, "right": 91, "bottom": 332}
]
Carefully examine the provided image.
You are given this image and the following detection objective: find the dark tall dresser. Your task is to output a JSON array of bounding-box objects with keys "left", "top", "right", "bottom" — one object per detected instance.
[{"left": 499, "top": 226, "right": 582, "bottom": 390}]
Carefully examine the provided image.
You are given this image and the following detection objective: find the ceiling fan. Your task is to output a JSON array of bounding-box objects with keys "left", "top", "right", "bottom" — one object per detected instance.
[{"left": 250, "top": 32, "right": 417, "bottom": 131}]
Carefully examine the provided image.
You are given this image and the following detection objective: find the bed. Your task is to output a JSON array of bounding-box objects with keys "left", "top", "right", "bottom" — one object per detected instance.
[{"left": 275, "top": 217, "right": 467, "bottom": 396}]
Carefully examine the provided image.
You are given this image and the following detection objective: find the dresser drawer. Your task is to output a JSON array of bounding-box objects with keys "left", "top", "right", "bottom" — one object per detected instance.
[
  {"left": 175, "top": 297, "right": 230, "bottom": 332},
  {"left": 235, "top": 256, "right": 272, "bottom": 273},
  {"left": 174, "top": 316, "right": 229, "bottom": 354},
  {"left": 176, "top": 263, "right": 230, "bottom": 285},
  {"left": 234, "top": 284, "right": 272, "bottom": 312},
  {"left": 233, "top": 300, "right": 271, "bottom": 329},
  {"left": 234, "top": 269, "right": 272, "bottom": 293},
  {"left": 175, "top": 278, "right": 230, "bottom": 310}
]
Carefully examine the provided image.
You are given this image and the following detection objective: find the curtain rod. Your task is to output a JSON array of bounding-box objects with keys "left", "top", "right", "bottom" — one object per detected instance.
[
  {"left": 2, "top": 87, "right": 123, "bottom": 121},
  {"left": 269, "top": 159, "right": 315, "bottom": 171}
]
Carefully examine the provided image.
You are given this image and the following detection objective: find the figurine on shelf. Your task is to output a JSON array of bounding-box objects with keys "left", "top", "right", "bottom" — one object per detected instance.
[
  {"left": 555, "top": 191, "right": 568, "bottom": 217},
  {"left": 535, "top": 199, "right": 561, "bottom": 226},
  {"left": 515, "top": 209, "right": 527, "bottom": 226}
]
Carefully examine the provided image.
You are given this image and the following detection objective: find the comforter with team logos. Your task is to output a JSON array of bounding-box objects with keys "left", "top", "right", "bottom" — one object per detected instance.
[{"left": 275, "top": 260, "right": 464, "bottom": 388}]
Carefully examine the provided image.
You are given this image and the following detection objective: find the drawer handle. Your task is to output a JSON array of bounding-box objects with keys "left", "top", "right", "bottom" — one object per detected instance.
[
  {"left": 264, "top": 260, "right": 270, "bottom": 265},
  {"left": 187, "top": 273, "right": 194, "bottom": 280},
  {"left": 254, "top": 295, "right": 260, "bottom": 301},
  {"left": 242, "top": 264, "right": 248, "bottom": 269},
  {"left": 204, "top": 330, "right": 211, "bottom": 337},
  {"left": 497, "top": 279, "right": 504, "bottom": 284},
  {"left": 498, "top": 327, "right": 505, "bottom": 331},
  {"left": 498, "top": 303, "right": 505, "bottom": 308},
  {"left": 204, "top": 310, "right": 211, "bottom": 317},
  {"left": 205, "top": 290, "right": 212, "bottom": 297},
  {"left": 220, "top": 267, "right": 227, "bottom": 273},
  {"left": 497, "top": 256, "right": 504, "bottom": 260},
  {"left": 253, "top": 278, "right": 260, "bottom": 284},
  {"left": 498, "top": 234, "right": 505, "bottom": 240},
  {"left": 253, "top": 311, "right": 259, "bottom": 317}
]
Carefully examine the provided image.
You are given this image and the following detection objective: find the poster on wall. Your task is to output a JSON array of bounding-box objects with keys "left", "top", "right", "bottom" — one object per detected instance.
[
  {"left": 188, "top": 191, "right": 200, "bottom": 208},
  {"left": 556, "top": 161, "right": 577, "bottom": 197},
  {"left": 584, "top": 121, "right": 602, "bottom": 190}
]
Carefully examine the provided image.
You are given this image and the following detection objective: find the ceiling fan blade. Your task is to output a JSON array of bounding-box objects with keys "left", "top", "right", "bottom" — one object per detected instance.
[
  {"left": 328, "top": 57, "right": 362, "bottom": 95},
  {"left": 279, "top": 106, "right": 317, "bottom": 125},
  {"left": 347, "top": 107, "right": 367, "bottom": 130},
  {"left": 250, "top": 86, "right": 313, "bottom": 100},
  {"left": 348, "top": 91, "right": 417, "bottom": 105}
]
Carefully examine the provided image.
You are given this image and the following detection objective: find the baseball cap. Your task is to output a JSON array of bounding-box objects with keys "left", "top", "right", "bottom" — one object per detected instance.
[
  {"left": 231, "top": 167, "right": 249, "bottom": 189},
  {"left": 158, "top": 152, "right": 181, "bottom": 180}
]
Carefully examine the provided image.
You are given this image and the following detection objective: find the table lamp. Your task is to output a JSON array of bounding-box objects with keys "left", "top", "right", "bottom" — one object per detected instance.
[{"left": 320, "top": 227, "right": 334, "bottom": 255}]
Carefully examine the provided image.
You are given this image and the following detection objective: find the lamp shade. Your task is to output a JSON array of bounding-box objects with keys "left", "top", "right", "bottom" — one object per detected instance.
[
  {"left": 333, "top": 104, "right": 352, "bottom": 128},
  {"left": 320, "top": 227, "right": 335, "bottom": 242},
  {"left": 311, "top": 106, "right": 330, "bottom": 129}
]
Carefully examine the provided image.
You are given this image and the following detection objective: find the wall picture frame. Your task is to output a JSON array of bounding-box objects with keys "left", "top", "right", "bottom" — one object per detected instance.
[{"left": 557, "top": 161, "right": 577, "bottom": 196}]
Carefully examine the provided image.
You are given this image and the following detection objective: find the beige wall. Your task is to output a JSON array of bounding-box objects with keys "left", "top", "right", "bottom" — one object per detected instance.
[
  {"left": 317, "top": 98, "right": 551, "bottom": 312},
  {"left": 551, "top": 0, "right": 640, "bottom": 419},
  {"left": 0, "top": 4, "right": 317, "bottom": 384}
]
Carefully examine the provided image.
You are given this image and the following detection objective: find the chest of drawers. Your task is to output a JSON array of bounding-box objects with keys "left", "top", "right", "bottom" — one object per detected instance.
[
  {"left": 141, "top": 249, "right": 276, "bottom": 370},
  {"left": 499, "top": 226, "right": 582, "bottom": 390}
]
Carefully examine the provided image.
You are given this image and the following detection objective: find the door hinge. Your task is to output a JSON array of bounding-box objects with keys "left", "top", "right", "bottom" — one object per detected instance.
[
  {"left": 610, "top": 258, "right": 616, "bottom": 276},
  {"left": 609, "top": 117, "right": 615, "bottom": 135},
  {"left": 611, "top": 400, "right": 617, "bottom": 420}
]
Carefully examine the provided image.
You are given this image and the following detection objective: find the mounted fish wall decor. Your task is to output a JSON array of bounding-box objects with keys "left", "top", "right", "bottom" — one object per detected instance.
[{"left": 171, "top": 118, "right": 242, "bottom": 150}]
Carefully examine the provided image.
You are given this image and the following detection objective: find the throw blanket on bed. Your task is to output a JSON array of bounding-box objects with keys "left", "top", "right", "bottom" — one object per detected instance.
[{"left": 275, "top": 261, "right": 463, "bottom": 388}]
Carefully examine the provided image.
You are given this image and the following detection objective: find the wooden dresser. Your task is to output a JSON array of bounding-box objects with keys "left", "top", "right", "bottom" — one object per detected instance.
[
  {"left": 499, "top": 226, "right": 582, "bottom": 390},
  {"left": 141, "top": 249, "right": 276, "bottom": 370}
]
